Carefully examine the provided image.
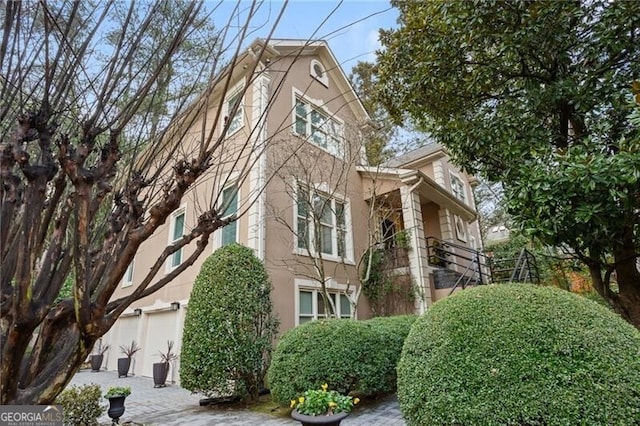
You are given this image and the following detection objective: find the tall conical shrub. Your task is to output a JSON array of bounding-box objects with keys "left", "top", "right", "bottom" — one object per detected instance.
[{"left": 180, "top": 244, "right": 278, "bottom": 402}]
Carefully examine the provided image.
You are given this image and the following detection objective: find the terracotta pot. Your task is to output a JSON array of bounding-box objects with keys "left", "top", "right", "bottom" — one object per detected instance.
[{"left": 291, "top": 410, "right": 349, "bottom": 426}]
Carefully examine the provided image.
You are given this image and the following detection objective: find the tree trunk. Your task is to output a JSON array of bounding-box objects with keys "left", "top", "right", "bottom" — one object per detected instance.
[
  {"left": 612, "top": 241, "right": 640, "bottom": 329},
  {"left": 588, "top": 242, "right": 640, "bottom": 330}
]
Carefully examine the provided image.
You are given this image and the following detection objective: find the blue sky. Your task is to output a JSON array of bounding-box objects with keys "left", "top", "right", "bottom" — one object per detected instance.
[{"left": 211, "top": 1, "right": 398, "bottom": 74}]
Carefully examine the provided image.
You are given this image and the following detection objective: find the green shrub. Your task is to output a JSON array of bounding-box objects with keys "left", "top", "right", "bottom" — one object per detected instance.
[
  {"left": 362, "top": 315, "right": 417, "bottom": 391},
  {"left": 180, "top": 244, "right": 278, "bottom": 402},
  {"left": 56, "top": 384, "right": 104, "bottom": 426},
  {"left": 268, "top": 315, "right": 416, "bottom": 406},
  {"left": 397, "top": 284, "right": 640, "bottom": 425}
]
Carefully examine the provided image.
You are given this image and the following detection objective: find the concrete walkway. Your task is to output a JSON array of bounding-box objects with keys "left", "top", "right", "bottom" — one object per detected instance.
[{"left": 69, "top": 370, "right": 405, "bottom": 425}]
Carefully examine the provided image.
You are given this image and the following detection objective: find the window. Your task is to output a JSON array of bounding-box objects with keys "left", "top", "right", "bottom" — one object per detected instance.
[
  {"left": 310, "top": 59, "right": 329, "bottom": 87},
  {"left": 122, "top": 261, "right": 134, "bottom": 287},
  {"left": 294, "top": 97, "right": 343, "bottom": 157},
  {"left": 169, "top": 208, "right": 185, "bottom": 269},
  {"left": 221, "top": 185, "right": 238, "bottom": 246},
  {"left": 298, "top": 289, "right": 351, "bottom": 324},
  {"left": 455, "top": 215, "right": 467, "bottom": 242},
  {"left": 450, "top": 174, "right": 466, "bottom": 203},
  {"left": 224, "top": 89, "right": 243, "bottom": 134},
  {"left": 296, "top": 184, "right": 349, "bottom": 260}
]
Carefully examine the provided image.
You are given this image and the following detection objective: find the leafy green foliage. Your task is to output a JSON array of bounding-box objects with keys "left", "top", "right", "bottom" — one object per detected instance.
[
  {"left": 103, "top": 386, "right": 131, "bottom": 398},
  {"left": 180, "top": 244, "right": 278, "bottom": 402},
  {"left": 397, "top": 284, "right": 640, "bottom": 425},
  {"left": 290, "top": 383, "right": 357, "bottom": 416},
  {"left": 56, "top": 384, "right": 104, "bottom": 426},
  {"left": 361, "top": 248, "right": 416, "bottom": 316},
  {"left": 507, "top": 138, "right": 640, "bottom": 256},
  {"left": 377, "top": 0, "right": 640, "bottom": 326},
  {"left": 268, "top": 315, "right": 416, "bottom": 405}
]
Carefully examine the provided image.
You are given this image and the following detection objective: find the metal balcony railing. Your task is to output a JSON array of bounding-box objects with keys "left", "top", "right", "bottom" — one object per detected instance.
[
  {"left": 425, "top": 237, "right": 539, "bottom": 293},
  {"left": 489, "top": 248, "right": 540, "bottom": 284}
]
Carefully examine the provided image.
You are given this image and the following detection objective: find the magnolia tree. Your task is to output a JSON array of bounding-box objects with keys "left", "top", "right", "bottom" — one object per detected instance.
[
  {"left": 377, "top": 0, "right": 640, "bottom": 327},
  {"left": 0, "top": 0, "right": 293, "bottom": 404}
]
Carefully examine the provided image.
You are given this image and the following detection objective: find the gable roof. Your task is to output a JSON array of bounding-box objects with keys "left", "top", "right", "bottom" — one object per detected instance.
[
  {"left": 385, "top": 142, "right": 446, "bottom": 168},
  {"left": 261, "top": 38, "right": 370, "bottom": 123}
]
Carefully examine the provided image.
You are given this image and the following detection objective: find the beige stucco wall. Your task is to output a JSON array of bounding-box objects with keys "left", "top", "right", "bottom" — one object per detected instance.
[
  {"left": 261, "top": 52, "right": 372, "bottom": 332},
  {"left": 107, "top": 47, "right": 374, "bottom": 374},
  {"left": 112, "top": 70, "right": 260, "bottom": 308}
]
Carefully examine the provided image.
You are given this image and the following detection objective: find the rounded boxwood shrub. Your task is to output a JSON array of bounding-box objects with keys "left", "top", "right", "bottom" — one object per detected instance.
[
  {"left": 268, "top": 315, "right": 416, "bottom": 405},
  {"left": 180, "top": 244, "right": 279, "bottom": 402},
  {"left": 56, "top": 384, "right": 104, "bottom": 426},
  {"left": 397, "top": 284, "right": 640, "bottom": 425},
  {"left": 363, "top": 315, "right": 417, "bottom": 391}
]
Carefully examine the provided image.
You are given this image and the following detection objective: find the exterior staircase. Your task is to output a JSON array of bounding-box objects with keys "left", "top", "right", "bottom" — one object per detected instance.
[{"left": 425, "top": 237, "right": 540, "bottom": 294}]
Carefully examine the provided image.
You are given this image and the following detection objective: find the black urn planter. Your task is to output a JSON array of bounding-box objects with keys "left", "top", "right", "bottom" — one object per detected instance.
[
  {"left": 152, "top": 362, "right": 169, "bottom": 387},
  {"left": 117, "top": 358, "right": 131, "bottom": 378},
  {"left": 107, "top": 395, "right": 126, "bottom": 424},
  {"left": 90, "top": 354, "right": 104, "bottom": 372},
  {"left": 291, "top": 410, "right": 349, "bottom": 426}
]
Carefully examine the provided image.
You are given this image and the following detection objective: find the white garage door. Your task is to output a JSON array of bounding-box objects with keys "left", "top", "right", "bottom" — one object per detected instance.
[
  {"left": 105, "top": 317, "right": 140, "bottom": 371},
  {"left": 114, "top": 317, "right": 139, "bottom": 371},
  {"left": 116, "top": 317, "right": 139, "bottom": 351},
  {"left": 142, "top": 311, "right": 178, "bottom": 378}
]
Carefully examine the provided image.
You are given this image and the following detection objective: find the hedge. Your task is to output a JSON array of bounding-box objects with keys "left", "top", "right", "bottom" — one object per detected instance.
[
  {"left": 268, "top": 315, "right": 416, "bottom": 405},
  {"left": 397, "top": 284, "right": 640, "bottom": 425}
]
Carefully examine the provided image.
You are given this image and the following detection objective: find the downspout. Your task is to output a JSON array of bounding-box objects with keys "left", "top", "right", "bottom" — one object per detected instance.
[{"left": 408, "top": 177, "right": 424, "bottom": 194}]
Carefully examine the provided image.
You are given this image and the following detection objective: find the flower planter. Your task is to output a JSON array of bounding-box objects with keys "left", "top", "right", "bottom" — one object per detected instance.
[
  {"left": 107, "top": 395, "right": 126, "bottom": 424},
  {"left": 90, "top": 354, "right": 104, "bottom": 372},
  {"left": 117, "top": 358, "right": 131, "bottom": 378},
  {"left": 152, "top": 362, "right": 169, "bottom": 387},
  {"left": 291, "top": 410, "right": 349, "bottom": 426}
]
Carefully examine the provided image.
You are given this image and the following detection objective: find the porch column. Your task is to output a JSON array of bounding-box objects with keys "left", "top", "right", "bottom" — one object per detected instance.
[{"left": 400, "top": 185, "right": 432, "bottom": 313}]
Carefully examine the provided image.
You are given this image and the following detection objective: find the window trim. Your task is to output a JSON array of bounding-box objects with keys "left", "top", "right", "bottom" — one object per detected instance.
[
  {"left": 295, "top": 279, "right": 354, "bottom": 326},
  {"left": 310, "top": 59, "right": 329, "bottom": 87},
  {"left": 166, "top": 205, "right": 187, "bottom": 273},
  {"left": 291, "top": 89, "right": 344, "bottom": 157},
  {"left": 293, "top": 181, "right": 354, "bottom": 264},
  {"left": 223, "top": 81, "right": 245, "bottom": 136},
  {"left": 219, "top": 183, "right": 239, "bottom": 247},
  {"left": 450, "top": 172, "right": 467, "bottom": 204},
  {"left": 455, "top": 215, "right": 467, "bottom": 242},
  {"left": 122, "top": 260, "right": 134, "bottom": 288}
]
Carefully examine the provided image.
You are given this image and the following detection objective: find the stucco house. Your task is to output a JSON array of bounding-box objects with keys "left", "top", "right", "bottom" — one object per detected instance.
[{"left": 102, "top": 39, "right": 483, "bottom": 381}]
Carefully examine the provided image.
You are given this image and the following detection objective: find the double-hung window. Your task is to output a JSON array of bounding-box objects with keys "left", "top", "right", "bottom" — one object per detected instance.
[
  {"left": 450, "top": 174, "right": 466, "bottom": 204},
  {"left": 298, "top": 289, "right": 351, "bottom": 324},
  {"left": 296, "top": 185, "right": 348, "bottom": 260},
  {"left": 169, "top": 208, "right": 186, "bottom": 269},
  {"left": 225, "top": 89, "right": 244, "bottom": 134},
  {"left": 294, "top": 97, "right": 343, "bottom": 157},
  {"left": 221, "top": 185, "right": 238, "bottom": 246}
]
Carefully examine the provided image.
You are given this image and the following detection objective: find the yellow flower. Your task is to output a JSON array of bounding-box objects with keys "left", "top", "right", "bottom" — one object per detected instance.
[
  {"left": 354, "top": 398, "right": 360, "bottom": 405},
  {"left": 290, "top": 400, "right": 296, "bottom": 408},
  {"left": 298, "top": 396, "right": 305, "bottom": 404},
  {"left": 321, "top": 383, "right": 328, "bottom": 391},
  {"left": 328, "top": 402, "right": 337, "bottom": 408}
]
